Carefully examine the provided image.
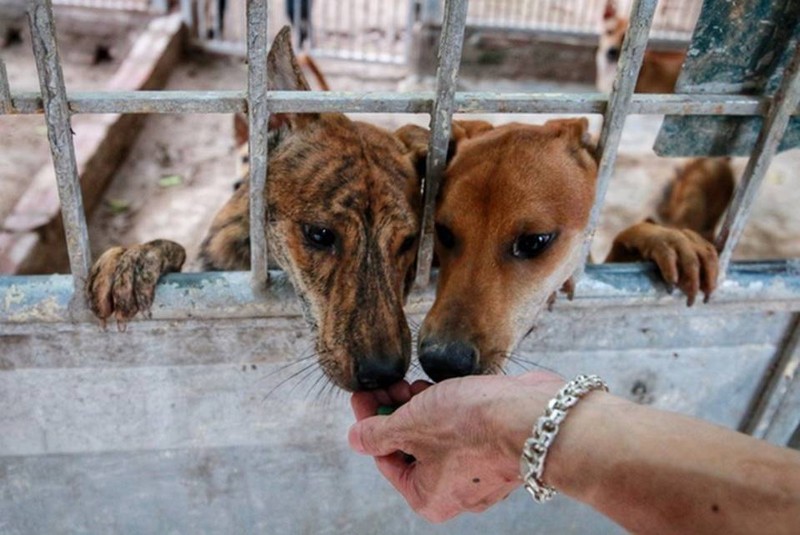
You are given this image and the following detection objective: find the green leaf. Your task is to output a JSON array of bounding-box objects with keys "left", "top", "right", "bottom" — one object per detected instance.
[
  {"left": 106, "top": 198, "right": 130, "bottom": 214},
  {"left": 158, "top": 174, "right": 183, "bottom": 188}
]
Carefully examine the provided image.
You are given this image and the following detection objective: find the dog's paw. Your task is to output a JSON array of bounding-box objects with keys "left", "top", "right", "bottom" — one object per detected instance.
[
  {"left": 607, "top": 222, "right": 718, "bottom": 306},
  {"left": 86, "top": 239, "right": 186, "bottom": 328}
]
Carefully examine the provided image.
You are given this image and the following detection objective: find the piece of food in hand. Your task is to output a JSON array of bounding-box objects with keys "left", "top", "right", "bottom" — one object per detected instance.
[{"left": 377, "top": 405, "right": 397, "bottom": 416}]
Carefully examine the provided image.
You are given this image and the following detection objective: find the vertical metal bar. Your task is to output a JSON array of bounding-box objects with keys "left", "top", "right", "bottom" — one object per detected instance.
[
  {"left": 247, "top": 0, "right": 270, "bottom": 289},
  {"left": 180, "top": 0, "right": 195, "bottom": 38},
  {"left": 414, "top": 0, "right": 469, "bottom": 289},
  {"left": 715, "top": 45, "right": 800, "bottom": 275},
  {"left": 580, "top": 0, "right": 658, "bottom": 270},
  {"left": 0, "top": 58, "right": 12, "bottom": 115},
  {"left": 292, "top": 0, "right": 301, "bottom": 49},
  {"left": 27, "top": 0, "right": 92, "bottom": 292},
  {"left": 198, "top": 0, "right": 208, "bottom": 40}
]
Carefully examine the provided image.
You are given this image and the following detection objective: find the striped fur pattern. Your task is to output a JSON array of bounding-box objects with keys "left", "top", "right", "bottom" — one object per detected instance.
[{"left": 87, "top": 27, "right": 428, "bottom": 392}]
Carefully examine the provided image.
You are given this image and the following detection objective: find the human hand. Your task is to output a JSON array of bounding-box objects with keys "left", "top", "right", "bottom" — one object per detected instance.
[{"left": 348, "top": 372, "right": 565, "bottom": 522}]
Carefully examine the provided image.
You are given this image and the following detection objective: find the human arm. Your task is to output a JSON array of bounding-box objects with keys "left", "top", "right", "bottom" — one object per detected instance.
[{"left": 348, "top": 372, "right": 800, "bottom": 533}]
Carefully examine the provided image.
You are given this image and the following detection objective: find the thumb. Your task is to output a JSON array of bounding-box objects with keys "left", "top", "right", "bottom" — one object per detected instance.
[{"left": 348, "top": 415, "right": 405, "bottom": 457}]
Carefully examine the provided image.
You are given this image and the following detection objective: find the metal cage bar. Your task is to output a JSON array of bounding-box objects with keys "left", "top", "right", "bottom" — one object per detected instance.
[
  {"left": 715, "top": 45, "right": 800, "bottom": 275},
  {"left": 581, "top": 0, "right": 658, "bottom": 270},
  {"left": 26, "top": 0, "right": 92, "bottom": 295},
  {"left": 2, "top": 261, "right": 798, "bottom": 326},
  {"left": 414, "top": 0, "right": 470, "bottom": 288},
  {"left": 0, "top": 59, "right": 11, "bottom": 115},
  {"left": 246, "top": 0, "right": 270, "bottom": 289},
  {"left": 3, "top": 90, "right": 799, "bottom": 117}
]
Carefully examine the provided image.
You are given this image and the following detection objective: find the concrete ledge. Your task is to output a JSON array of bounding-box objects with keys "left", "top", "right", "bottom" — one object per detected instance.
[{"left": 0, "top": 13, "right": 185, "bottom": 274}]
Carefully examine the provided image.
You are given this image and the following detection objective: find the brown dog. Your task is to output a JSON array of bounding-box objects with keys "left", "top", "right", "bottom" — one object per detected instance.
[
  {"left": 596, "top": 1, "right": 686, "bottom": 93},
  {"left": 418, "top": 119, "right": 720, "bottom": 381},
  {"left": 87, "top": 27, "right": 431, "bottom": 392},
  {"left": 657, "top": 157, "right": 735, "bottom": 241}
]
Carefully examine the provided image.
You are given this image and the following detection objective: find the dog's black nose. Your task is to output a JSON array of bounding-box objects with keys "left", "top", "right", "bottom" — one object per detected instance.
[
  {"left": 355, "top": 356, "right": 406, "bottom": 390},
  {"left": 418, "top": 339, "right": 479, "bottom": 382},
  {"left": 606, "top": 47, "right": 620, "bottom": 62}
]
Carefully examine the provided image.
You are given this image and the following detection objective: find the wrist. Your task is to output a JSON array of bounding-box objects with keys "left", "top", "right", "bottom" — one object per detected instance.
[
  {"left": 494, "top": 376, "right": 565, "bottom": 482},
  {"left": 541, "top": 390, "right": 633, "bottom": 499}
]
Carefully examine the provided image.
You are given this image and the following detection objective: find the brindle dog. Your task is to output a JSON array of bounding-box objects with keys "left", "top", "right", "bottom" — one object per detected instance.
[{"left": 87, "top": 27, "right": 431, "bottom": 392}]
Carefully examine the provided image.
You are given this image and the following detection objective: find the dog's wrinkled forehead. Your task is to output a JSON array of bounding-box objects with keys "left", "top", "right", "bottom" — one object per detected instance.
[
  {"left": 438, "top": 121, "right": 597, "bottom": 232},
  {"left": 268, "top": 115, "right": 418, "bottom": 229}
]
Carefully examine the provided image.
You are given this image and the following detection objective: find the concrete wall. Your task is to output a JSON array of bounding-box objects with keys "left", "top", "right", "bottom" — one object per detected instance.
[{"left": 1, "top": 303, "right": 797, "bottom": 534}]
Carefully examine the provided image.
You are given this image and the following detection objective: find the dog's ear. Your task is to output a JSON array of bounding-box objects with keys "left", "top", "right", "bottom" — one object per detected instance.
[
  {"left": 544, "top": 117, "right": 598, "bottom": 165},
  {"left": 267, "top": 26, "right": 319, "bottom": 130},
  {"left": 394, "top": 121, "right": 494, "bottom": 178},
  {"left": 393, "top": 124, "right": 457, "bottom": 180},
  {"left": 233, "top": 112, "right": 249, "bottom": 147},
  {"left": 451, "top": 120, "right": 494, "bottom": 144}
]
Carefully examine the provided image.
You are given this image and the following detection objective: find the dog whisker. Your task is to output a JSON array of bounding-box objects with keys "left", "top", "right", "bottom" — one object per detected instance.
[{"left": 262, "top": 359, "right": 321, "bottom": 401}]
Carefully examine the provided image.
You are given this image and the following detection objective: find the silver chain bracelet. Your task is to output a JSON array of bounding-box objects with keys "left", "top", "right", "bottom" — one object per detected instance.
[{"left": 519, "top": 374, "right": 609, "bottom": 503}]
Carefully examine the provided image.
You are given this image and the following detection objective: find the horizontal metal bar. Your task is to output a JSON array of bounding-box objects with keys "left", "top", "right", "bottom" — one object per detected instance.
[
  {"left": 415, "top": 0, "right": 469, "bottom": 289},
  {"left": 4, "top": 91, "right": 799, "bottom": 116},
  {"left": 716, "top": 44, "right": 800, "bottom": 275},
  {"left": 28, "top": 0, "right": 92, "bottom": 297},
  {"left": 2, "top": 262, "right": 798, "bottom": 326}
]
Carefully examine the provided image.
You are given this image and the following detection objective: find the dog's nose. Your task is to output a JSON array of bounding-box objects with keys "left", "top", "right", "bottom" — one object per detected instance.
[
  {"left": 355, "top": 356, "right": 406, "bottom": 390},
  {"left": 606, "top": 47, "right": 620, "bottom": 62},
  {"left": 418, "top": 339, "right": 479, "bottom": 382}
]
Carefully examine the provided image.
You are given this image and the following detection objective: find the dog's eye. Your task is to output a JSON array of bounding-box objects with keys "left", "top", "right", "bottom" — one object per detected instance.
[
  {"left": 398, "top": 234, "right": 416, "bottom": 256},
  {"left": 435, "top": 223, "right": 456, "bottom": 250},
  {"left": 511, "top": 232, "right": 557, "bottom": 259},
  {"left": 303, "top": 224, "right": 336, "bottom": 251},
  {"left": 241, "top": 155, "right": 249, "bottom": 164}
]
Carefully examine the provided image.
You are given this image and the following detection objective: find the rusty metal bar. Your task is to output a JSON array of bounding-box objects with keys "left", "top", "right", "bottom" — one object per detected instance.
[
  {"left": 4, "top": 90, "right": 800, "bottom": 116},
  {"left": 27, "top": 0, "right": 92, "bottom": 296},
  {"left": 414, "top": 0, "right": 469, "bottom": 289},
  {"left": 580, "top": 0, "right": 658, "bottom": 271},
  {"left": 0, "top": 59, "right": 11, "bottom": 114},
  {"left": 715, "top": 45, "right": 800, "bottom": 275},
  {"left": 740, "top": 314, "right": 800, "bottom": 441},
  {"left": 246, "top": 0, "right": 270, "bottom": 290},
  {"left": 2, "top": 261, "right": 798, "bottom": 327}
]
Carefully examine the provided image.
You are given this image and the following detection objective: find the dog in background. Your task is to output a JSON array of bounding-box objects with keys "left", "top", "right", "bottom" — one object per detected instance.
[
  {"left": 417, "top": 119, "right": 723, "bottom": 382},
  {"left": 87, "top": 27, "right": 433, "bottom": 393},
  {"left": 596, "top": 0, "right": 686, "bottom": 93},
  {"left": 657, "top": 157, "right": 735, "bottom": 242}
]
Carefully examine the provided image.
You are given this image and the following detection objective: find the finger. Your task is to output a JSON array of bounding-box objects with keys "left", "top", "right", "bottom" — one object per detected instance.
[
  {"left": 348, "top": 415, "right": 408, "bottom": 456},
  {"left": 410, "top": 380, "right": 433, "bottom": 396},
  {"left": 374, "top": 452, "right": 417, "bottom": 503},
  {"left": 351, "top": 391, "right": 381, "bottom": 421},
  {"left": 373, "top": 389, "right": 394, "bottom": 407},
  {"left": 387, "top": 381, "right": 412, "bottom": 405}
]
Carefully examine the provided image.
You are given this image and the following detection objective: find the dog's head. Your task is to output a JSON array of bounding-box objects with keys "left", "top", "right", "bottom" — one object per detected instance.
[
  {"left": 596, "top": 1, "right": 628, "bottom": 92},
  {"left": 261, "top": 27, "right": 426, "bottom": 391},
  {"left": 418, "top": 119, "right": 597, "bottom": 382}
]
